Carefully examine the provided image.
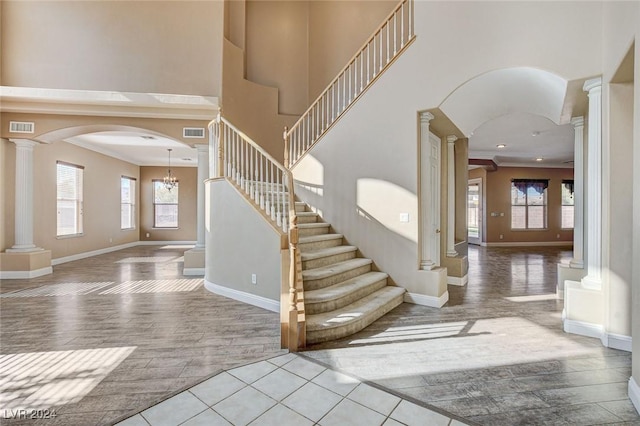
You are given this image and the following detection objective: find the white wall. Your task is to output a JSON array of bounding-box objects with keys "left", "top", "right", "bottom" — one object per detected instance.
[{"left": 293, "top": 1, "right": 603, "bottom": 299}]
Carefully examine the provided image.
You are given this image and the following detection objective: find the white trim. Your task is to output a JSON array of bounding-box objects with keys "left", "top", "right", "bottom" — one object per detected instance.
[
  {"left": 404, "top": 291, "right": 449, "bottom": 308},
  {"left": 0, "top": 266, "right": 52, "bottom": 279},
  {"left": 484, "top": 241, "right": 573, "bottom": 247},
  {"left": 563, "top": 318, "right": 604, "bottom": 339},
  {"left": 556, "top": 287, "right": 564, "bottom": 300},
  {"left": 183, "top": 268, "right": 205, "bottom": 276},
  {"left": 629, "top": 377, "right": 640, "bottom": 415},
  {"left": 447, "top": 274, "right": 468, "bottom": 286},
  {"left": 51, "top": 241, "right": 196, "bottom": 265},
  {"left": 1, "top": 86, "right": 218, "bottom": 120},
  {"left": 204, "top": 280, "right": 279, "bottom": 313},
  {"left": 604, "top": 333, "right": 632, "bottom": 352}
]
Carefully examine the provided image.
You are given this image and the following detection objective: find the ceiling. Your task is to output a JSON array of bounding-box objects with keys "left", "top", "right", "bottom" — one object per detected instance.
[
  {"left": 439, "top": 67, "right": 583, "bottom": 168},
  {"left": 65, "top": 131, "right": 199, "bottom": 167}
]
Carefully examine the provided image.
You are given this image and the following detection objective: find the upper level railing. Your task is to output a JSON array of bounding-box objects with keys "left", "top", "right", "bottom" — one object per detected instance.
[
  {"left": 210, "top": 115, "right": 304, "bottom": 351},
  {"left": 284, "top": 0, "right": 415, "bottom": 168}
]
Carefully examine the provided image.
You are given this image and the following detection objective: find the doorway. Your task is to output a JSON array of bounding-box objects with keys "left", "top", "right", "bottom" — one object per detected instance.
[{"left": 468, "top": 178, "right": 482, "bottom": 245}]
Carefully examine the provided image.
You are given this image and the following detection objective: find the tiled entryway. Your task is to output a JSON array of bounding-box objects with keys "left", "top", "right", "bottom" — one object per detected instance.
[{"left": 117, "top": 354, "right": 468, "bottom": 426}]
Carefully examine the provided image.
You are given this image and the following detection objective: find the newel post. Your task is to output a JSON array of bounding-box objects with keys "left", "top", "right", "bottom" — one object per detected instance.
[
  {"left": 283, "top": 126, "right": 290, "bottom": 169},
  {"left": 288, "top": 212, "right": 299, "bottom": 351}
]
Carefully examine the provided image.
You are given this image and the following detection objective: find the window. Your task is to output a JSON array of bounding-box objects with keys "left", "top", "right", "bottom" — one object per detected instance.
[
  {"left": 153, "top": 180, "right": 179, "bottom": 228},
  {"left": 57, "top": 161, "right": 84, "bottom": 236},
  {"left": 561, "top": 180, "right": 574, "bottom": 229},
  {"left": 511, "top": 179, "right": 548, "bottom": 230},
  {"left": 121, "top": 176, "right": 136, "bottom": 230}
]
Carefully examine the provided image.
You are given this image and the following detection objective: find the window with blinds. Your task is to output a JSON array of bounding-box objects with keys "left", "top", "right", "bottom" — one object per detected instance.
[
  {"left": 511, "top": 179, "right": 548, "bottom": 230},
  {"left": 153, "top": 180, "right": 179, "bottom": 228},
  {"left": 57, "top": 162, "right": 84, "bottom": 236},
  {"left": 121, "top": 176, "right": 136, "bottom": 230},
  {"left": 561, "top": 180, "right": 574, "bottom": 229}
]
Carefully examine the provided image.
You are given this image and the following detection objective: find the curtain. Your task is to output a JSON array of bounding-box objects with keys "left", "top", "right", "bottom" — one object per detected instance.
[
  {"left": 512, "top": 179, "right": 549, "bottom": 195},
  {"left": 562, "top": 180, "right": 574, "bottom": 195}
]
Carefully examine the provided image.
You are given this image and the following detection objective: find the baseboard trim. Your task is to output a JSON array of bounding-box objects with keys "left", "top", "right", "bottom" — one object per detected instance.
[
  {"left": 629, "top": 377, "right": 640, "bottom": 415},
  {"left": 484, "top": 241, "right": 573, "bottom": 247},
  {"left": 404, "top": 291, "right": 449, "bottom": 308},
  {"left": 52, "top": 241, "right": 197, "bottom": 265},
  {"left": 183, "top": 267, "right": 205, "bottom": 276},
  {"left": 447, "top": 274, "right": 468, "bottom": 286},
  {"left": 0, "top": 266, "right": 53, "bottom": 279},
  {"left": 563, "top": 318, "right": 604, "bottom": 339},
  {"left": 564, "top": 319, "right": 632, "bottom": 352},
  {"left": 204, "top": 279, "right": 279, "bottom": 313},
  {"left": 605, "top": 333, "right": 633, "bottom": 352}
]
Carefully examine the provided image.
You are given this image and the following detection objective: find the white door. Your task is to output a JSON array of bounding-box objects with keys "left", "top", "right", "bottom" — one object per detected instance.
[
  {"left": 429, "top": 133, "right": 441, "bottom": 265},
  {"left": 468, "top": 178, "right": 482, "bottom": 245}
]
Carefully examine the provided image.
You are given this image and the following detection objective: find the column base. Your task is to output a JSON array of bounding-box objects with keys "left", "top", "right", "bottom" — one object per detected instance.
[
  {"left": 556, "top": 263, "right": 586, "bottom": 299},
  {"left": 569, "top": 259, "right": 584, "bottom": 268},
  {"left": 420, "top": 260, "right": 436, "bottom": 271},
  {"left": 183, "top": 248, "right": 205, "bottom": 276},
  {"left": 581, "top": 274, "right": 602, "bottom": 290},
  {"left": 6, "top": 245, "right": 44, "bottom": 253},
  {"left": 446, "top": 250, "right": 458, "bottom": 257},
  {"left": 406, "top": 267, "right": 448, "bottom": 307},
  {"left": 0, "top": 250, "right": 52, "bottom": 279}
]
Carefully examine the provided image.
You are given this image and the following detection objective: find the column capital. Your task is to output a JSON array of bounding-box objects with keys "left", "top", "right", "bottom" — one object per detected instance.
[
  {"left": 419, "top": 111, "right": 435, "bottom": 124},
  {"left": 570, "top": 116, "right": 584, "bottom": 128},
  {"left": 195, "top": 143, "right": 209, "bottom": 153},
  {"left": 583, "top": 77, "right": 602, "bottom": 93},
  {"left": 9, "top": 138, "right": 38, "bottom": 149},
  {"left": 446, "top": 135, "right": 458, "bottom": 144}
]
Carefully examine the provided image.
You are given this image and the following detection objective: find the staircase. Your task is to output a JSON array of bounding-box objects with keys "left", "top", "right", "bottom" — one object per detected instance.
[{"left": 294, "top": 201, "right": 405, "bottom": 345}]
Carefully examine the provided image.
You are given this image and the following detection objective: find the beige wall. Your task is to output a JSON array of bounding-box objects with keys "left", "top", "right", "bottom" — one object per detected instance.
[
  {"left": 2, "top": 139, "right": 140, "bottom": 258},
  {"left": 206, "top": 178, "right": 284, "bottom": 302},
  {"left": 1, "top": 1, "right": 223, "bottom": 96},
  {"left": 484, "top": 167, "right": 574, "bottom": 244},
  {"left": 139, "top": 166, "right": 197, "bottom": 242},
  {"left": 307, "top": 0, "right": 396, "bottom": 101}
]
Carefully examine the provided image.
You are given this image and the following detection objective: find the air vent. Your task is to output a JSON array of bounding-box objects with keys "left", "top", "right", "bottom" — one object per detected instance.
[
  {"left": 183, "top": 127, "right": 205, "bottom": 139},
  {"left": 9, "top": 121, "right": 35, "bottom": 134}
]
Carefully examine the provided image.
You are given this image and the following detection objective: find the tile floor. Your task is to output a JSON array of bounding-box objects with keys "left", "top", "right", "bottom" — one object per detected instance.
[{"left": 116, "top": 354, "right": 468, "bottom": 426}]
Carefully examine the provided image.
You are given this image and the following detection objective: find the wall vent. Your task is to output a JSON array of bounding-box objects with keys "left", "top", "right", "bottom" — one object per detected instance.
[
  {"left": 183, "top": 127, "right": 205, "bottom": 139},
  {"left": 9, "top": 121, "right": 35, "bottom": 134}
]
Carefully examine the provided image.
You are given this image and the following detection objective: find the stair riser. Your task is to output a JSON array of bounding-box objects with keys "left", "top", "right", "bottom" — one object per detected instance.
[
  {"left": 297, "top": 215, "right": 318, "bottom": 224},
  {"left": 302, "top": 251, "right": 356, "bottom": 270},
  {"left": 306, "top": 278, "right": 388, "bottom": 315},
  {"left": 306, "top": 293, "right": 404, "bottom": 344},
  {"left": 295, "top": 203, "right": 307, "bottom": 213},
  {"left": 304, "top": 264, "right": 372, "bottom": 291},
  {"left": 298, "top": 226, "right": 330, "bottom": 237},
  {"left": 299, "top": 237, "right": 343, "bottom": 251}
]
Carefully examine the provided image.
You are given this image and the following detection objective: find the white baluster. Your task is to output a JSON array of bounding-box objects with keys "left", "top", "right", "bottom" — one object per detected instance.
[{"left": 401, "top": 4, "right": 405, "bottom": 47}]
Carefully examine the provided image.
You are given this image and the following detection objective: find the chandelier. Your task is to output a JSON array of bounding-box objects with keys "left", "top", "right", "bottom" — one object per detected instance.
[{"left": 163, "top": 148, "right": 177, "bottom": 191}]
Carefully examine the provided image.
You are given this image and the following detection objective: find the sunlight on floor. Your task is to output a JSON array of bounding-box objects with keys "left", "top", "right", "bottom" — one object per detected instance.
[
  {"left": 99, "top": 279, "right": 203, "bottom": 294},
  {"left": 0, "top": 282, "right": 115, "bottom": 298},
  {"left": 349, "top": 322, "right": 469, "bottom": 345},
  {"left": 504, "top": 294, "right": 558, "bottom": 302},
  {"left": 0, "top": 347, "right": 135, "bottom": 414}
]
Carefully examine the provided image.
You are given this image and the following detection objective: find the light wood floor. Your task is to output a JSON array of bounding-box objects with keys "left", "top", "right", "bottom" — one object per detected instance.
[
  {"left": 305, "top": 246, "right": 639, "bottom": 425},
  {"left": 0, "top": 245, "right": 285, "bottom": 426}
]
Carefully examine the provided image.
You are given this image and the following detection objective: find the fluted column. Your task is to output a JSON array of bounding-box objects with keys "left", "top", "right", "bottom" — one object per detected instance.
[
  {"left": 7, "top": 139, "right": 42, "bottom": 252},
  {"left": 419, "top": 112, "right": 436, "bottom": 270},
  {"left": 195, "top": 144, "right": 209, "bottom": 249},
  {"left": 582, "top": 78, "right": 602, "bottom": 289},
  {"left": 446, "top": 135, "right": 458, "bottom": 257},
  {"left": 570, "top": 116, "right": 584, "bottom": 268}
]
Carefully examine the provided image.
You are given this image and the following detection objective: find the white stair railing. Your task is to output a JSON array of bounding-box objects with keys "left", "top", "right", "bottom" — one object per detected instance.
[
  {"left": 284, "top": 0, "right": 415, "bottom": 168},
  {"left": 211, "top": 115, "right": 294, "bottom": 233},
  {"left": 210, "top": 115, "right": 304, "bottom": 351}
]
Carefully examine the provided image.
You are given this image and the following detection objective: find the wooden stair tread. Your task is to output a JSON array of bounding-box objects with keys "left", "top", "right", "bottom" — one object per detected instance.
[
  {"left": 302, "top": 258, "right": 372, "bottom": 281},
  {"left": 306, "top": 272, "right": 388, "bottom": 304},
  {"left": 300, "top": 245, "right": 357, "bottom": 261}
]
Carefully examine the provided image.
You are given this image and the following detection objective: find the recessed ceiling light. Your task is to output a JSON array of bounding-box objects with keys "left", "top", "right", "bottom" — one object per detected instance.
[
  {"left": 535, "top": 157, "right": 544, "bottom": 162},
  {"left": 182, "top": 158, "right": 192, "bottom": 161},
  {"left": 496, "top": 144, "right": 506, "bottom": 148},
  {"left": 532, "top": 131, "right": 540, "bottom": 137},
  {"left": 141, "top": 135, "right": 156, "bottom": 140}
]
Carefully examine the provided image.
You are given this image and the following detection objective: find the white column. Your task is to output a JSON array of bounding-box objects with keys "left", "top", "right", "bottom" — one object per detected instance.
[
  {"left": 419, "top": 112, "right": 435, "bottom": 270},
  {"left": 582, "top": 77, "right": 602, "bottom": 289},
  {"left": 446, "top": 135, "right": 458, "bottom": 257},
  {"left": 7, "top": 139, "right": 42, "bottom": 252},
  {"left": 570, "top": 116, "right": 584, "bottom": 268},
  {"left": 195, "top": 144, "right": 209, "bottom": 249}
]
